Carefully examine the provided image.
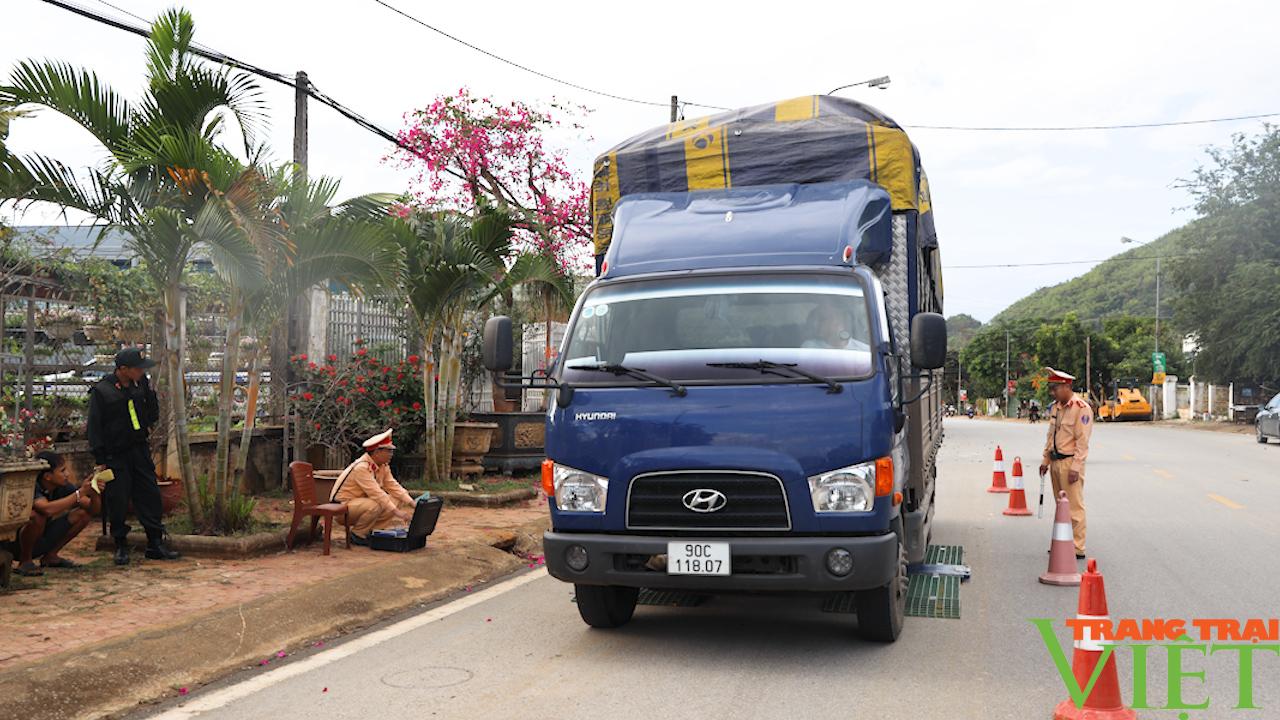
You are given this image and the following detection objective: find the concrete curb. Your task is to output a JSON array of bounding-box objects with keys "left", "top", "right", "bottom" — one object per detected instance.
[
  {"left": 2, "top": 516, "right": 551, "bottom": 720},
  {"left": 433, "top": 487, "right": 539, "bottom": 507},
  {"left": 93, "top": 530, "right": 290, "bottom": 559}
]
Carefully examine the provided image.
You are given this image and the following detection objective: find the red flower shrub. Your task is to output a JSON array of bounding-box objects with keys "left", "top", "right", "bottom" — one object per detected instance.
[{"left": 289, "top": 342, "right": 428, "bottom": 456}]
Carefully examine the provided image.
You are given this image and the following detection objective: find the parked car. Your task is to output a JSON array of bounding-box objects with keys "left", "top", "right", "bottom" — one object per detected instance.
[{"left": 1257, "top": 392, "right": 1280, "bottom": 444}]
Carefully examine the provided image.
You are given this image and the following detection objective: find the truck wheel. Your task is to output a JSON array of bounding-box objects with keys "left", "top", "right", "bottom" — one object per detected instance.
[
  {"left": 856, "top": 541, "right": 907, "bottom": 642},
  {"left": 574, "top": 585, "right": 639, "bottom": 628}
]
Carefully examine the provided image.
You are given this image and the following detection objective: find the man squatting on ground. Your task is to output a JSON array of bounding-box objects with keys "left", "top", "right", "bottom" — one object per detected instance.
[
  {"left": 329, "top": 429, "right": 417, "bottom": 545},
  {"left": 5, "top": 450, "right": 96, "bottom": 577}
]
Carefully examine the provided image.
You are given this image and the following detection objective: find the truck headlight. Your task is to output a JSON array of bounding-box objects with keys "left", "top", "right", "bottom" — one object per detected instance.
[
  {"left": 553, "top": 463, "right": 608, "bottom": 513},
  {"left": 808, "top": 462, "right": 876, "bottom": 512}
]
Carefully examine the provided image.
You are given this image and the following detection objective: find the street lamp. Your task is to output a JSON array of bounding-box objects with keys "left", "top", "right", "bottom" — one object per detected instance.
[
  {"left": 827, "top": 76, "right": 891, "bottom": 95},
  {"left": 1120, "top": 236, "right": 1161, "bottom": 354}
]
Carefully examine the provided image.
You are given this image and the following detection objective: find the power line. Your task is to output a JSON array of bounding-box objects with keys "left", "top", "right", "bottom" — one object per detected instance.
[
  {"left": 42, "top": 0, "right": 1280, "bottom": 151},
  {"left": 907, "top": 112, "right": 1280, "bottom": 132},
  {"left": 947, "top": 253, "right": 1193, "bottom": 270},
  {"left": 40, "top": 0, "right": 410, "bottom": 151},
  {"left": 368, "top": 0, "right": 730, "bottom": 111},
  {"left": 86, "top": 0, "right": 144, "bottom": 22}
]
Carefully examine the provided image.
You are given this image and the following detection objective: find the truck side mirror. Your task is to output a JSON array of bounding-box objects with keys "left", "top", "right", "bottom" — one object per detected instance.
[
  {"left": 909, "top": 312, "right": 947, "bottom": 369},
  {"left": 482, "top": 316, "right": 513, "bottom": 372}
]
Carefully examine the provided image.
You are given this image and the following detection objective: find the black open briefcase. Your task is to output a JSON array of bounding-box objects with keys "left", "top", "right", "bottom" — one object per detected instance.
[{"left": 369, "top": 496, "right": 443, "bottom": 552}]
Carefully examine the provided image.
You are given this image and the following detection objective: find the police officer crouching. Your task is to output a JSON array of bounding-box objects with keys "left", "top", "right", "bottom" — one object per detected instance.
[{"left": 87, "top": 348, "right": 180, "bottom": 565}]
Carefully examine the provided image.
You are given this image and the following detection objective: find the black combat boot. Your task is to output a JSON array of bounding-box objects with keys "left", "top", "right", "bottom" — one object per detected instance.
[
  {"left": 145, "top": 533, "right": 181, "bottom": 560},
  {"left": 113, "top": 537, "right": 130, "bottom": 566}
]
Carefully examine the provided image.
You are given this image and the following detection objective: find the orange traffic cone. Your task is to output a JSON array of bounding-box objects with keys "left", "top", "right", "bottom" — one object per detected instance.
[
  {"left": 1040, "top": 491, "right": 1081, "bottom": 586},
  {"left": 1003, "top": 457, "right": 1032, "bottom": 516},
  {"left": 1053, "top": 559, "right": 1138, "bottom": 720},
  {"left": 987, "top": 445, "right": 1009, "bottom": 493}
]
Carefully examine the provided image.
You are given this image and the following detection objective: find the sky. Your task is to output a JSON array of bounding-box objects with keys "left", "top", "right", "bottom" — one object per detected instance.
[{"left": 4, "top": 0, "right": 1279, "bottom": 321}]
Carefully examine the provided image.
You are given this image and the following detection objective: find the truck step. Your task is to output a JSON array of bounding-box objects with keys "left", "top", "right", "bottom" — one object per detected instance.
[{"left": 636, "top": 588, "right": 709, "bottom": 607}]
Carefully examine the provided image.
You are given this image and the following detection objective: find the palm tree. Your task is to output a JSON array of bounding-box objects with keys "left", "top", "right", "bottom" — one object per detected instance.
[
  {"left": 393, "top": 208, "right": 569, "bottom": 483},
  {"left": 213, "top": 169, "right": 400, "bottom": 511},
  {"left": 523, "top": 249, "right": 577, "bottom": 381},
  {"left": 0, "top": 9, "right": 268, "bottom": 526}
]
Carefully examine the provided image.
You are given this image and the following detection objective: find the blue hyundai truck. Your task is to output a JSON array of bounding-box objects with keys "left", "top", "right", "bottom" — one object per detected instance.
[{"left": 483, "top": 96, "right": 945, "bottom": 641}]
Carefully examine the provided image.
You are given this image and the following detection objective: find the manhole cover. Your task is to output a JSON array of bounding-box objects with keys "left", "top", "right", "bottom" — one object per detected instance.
[{"left": 380, "top": 666, "right": 474, "bottom": 689}]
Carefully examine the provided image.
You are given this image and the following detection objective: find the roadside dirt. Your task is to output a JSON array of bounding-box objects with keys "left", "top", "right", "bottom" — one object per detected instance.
[{"left": 0, "top": 499, "right": 549, "bottom": 720}]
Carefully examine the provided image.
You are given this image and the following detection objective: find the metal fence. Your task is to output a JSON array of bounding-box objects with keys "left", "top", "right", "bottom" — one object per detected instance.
[{"left": 326, "top": 292, "right": 411, "bottom": 362}]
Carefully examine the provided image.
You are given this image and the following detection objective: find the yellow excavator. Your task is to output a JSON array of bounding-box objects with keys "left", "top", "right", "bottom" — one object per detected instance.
[{"left": 1098, "top": 379, "right": 1153, "bottom": 421}]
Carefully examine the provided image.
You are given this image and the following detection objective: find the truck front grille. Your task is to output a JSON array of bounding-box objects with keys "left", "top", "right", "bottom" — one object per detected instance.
[{"left": 625, "top": 471, "right": 791, "bottom": 531}]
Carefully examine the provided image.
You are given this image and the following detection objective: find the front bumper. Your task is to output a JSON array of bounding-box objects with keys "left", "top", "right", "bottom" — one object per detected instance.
[{"left": 543, "top": 531, "right": 897, "bottom": 592}]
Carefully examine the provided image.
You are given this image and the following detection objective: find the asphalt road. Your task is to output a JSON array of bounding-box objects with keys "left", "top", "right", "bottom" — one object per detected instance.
[{"left": 145, "top": 419, "right": 1280, "bottom": 720}]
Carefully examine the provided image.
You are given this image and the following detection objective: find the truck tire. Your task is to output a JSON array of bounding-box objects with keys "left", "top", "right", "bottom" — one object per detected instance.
[
  {"left": 575, "top": 585, "right": 639, "bottom": 628},
  {"left": 856, "top": 541, "right": 907, "bottom": 642}
]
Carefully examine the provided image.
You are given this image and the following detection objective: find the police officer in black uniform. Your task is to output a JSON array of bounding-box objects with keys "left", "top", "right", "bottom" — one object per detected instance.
[{"left": 86, "top": 348, "right": 180, "bottom": 566}]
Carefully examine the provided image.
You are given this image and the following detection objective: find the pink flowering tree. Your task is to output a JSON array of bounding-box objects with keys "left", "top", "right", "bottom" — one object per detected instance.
[
  {"left": 391, "top": 90, "right": 585, "bottom": 433},
  {"left": 391, "top": 88, "right": 593, "bottom": 274}
]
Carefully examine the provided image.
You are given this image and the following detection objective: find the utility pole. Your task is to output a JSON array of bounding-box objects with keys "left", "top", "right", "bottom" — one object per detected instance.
[
  {"left": 1154, "top": 256, "right": 1161, "bottom": 354},
  {"left": 272, "top": 71, "right": 308, "bottom": 486},
  {"left": 294, "top": 71, "right": 308, "bottom": 178},
  {"left": 670, "top": 95, "right": 679, "bottom": 123},
  {"left": 290, "top": 69, "right": 310, "bottom": 366},
  {"left": 1004, "top": 328, "right": 1010, "bottom": 418},
  {"left": 272, "top": 71, "right": 307, "bottom": 418},
  {"left": 957, "top": 358, "right": 963, "bottom": 408},
  {"left": 1085, "top": 335, "right": 1092, "bottom": 402}
]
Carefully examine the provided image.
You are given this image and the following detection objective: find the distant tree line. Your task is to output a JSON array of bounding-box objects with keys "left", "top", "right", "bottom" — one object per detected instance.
[{"left": 946, "top": 124, "right": 1280, "bottom": 402}]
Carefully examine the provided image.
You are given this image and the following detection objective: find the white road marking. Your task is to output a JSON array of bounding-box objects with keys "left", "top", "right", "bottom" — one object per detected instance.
[{"left": 150, "top": 570, "right": 546, "bottom": 719}]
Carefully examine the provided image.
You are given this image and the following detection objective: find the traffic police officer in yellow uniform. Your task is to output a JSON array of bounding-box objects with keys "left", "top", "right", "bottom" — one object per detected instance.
[
  {"left": 1039, "top": 367, "right": 1093, "bottom": 558},
  {"left": 329, "top": 430, "right": 416, "bottom": 544}
]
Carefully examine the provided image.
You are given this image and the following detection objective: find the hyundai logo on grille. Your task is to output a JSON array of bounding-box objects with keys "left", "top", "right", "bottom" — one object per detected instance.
[{"left": 681, "top": 489, "right": 728, "bottom": 513}]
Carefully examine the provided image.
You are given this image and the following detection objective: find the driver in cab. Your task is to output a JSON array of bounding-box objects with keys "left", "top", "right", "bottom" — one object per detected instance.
[{"left": 802, "top": 301, "right": 868, "bottom": 351}]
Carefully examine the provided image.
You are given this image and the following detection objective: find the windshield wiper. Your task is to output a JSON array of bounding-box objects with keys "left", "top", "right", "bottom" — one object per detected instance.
[
  {"left": 706, "top": 360, "right": 843, "bottom": 394},
  {"left": 567, "top": 362, "right": 687, "bottom": 397}
]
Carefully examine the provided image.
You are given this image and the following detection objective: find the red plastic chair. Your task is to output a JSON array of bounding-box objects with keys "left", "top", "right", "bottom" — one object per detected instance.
[{"left": 287, "top": 461, "right": 350, "bottom": 555}]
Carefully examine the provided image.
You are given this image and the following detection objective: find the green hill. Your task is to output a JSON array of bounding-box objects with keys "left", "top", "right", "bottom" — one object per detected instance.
[
  {"left": 991, "top": 225, "right": 1192, "bottom": 325},
  {"left": 946, "top": 313, "right": 983, "bottom": 351}
]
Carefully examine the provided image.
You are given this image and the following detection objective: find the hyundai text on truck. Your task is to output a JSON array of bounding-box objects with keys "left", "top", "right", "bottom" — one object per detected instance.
[{"left": 483, "top": 96, "right": 946, "bottom": 641}]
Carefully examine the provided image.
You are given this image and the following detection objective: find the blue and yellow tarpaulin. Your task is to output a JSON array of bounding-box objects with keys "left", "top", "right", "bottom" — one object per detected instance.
[{"left": 591, "top": 95, "right": 937, "bottom": 257}]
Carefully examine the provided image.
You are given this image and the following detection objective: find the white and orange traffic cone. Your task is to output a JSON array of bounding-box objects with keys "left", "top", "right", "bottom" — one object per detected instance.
[
  {"left": 1053, "top": 559, "right": 1138, "bottom": 720},
  {"left": 1040, "top": 491, "right": 1081, "bottom": 586},
  {"left": 988, "top": 445, "right": 1009, "bottom": 493},
  {"left": 1003, "top": 457, "right": 1032, "bottom": 516}
]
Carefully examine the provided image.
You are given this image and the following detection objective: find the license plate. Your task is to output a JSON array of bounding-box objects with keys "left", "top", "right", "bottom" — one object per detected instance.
[{"left": 667, "top": 541, "right": 730, "bottom": 576}]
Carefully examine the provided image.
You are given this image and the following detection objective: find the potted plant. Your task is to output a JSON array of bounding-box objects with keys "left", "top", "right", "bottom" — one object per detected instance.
[
  {"left": 0, "top": 408, "right": 53, "bottom": 585},
  {"left": 451, "top": 417, "right": 498, "bottom": 476},
  {"left": 117, "top": 319, "right": 149, "bottom": 344},
  {"left": 41, "top": 308, "right": 82, "bottom": 341},
  {"left": 82, "top": 323, "right": 112, "bottom": 344}
]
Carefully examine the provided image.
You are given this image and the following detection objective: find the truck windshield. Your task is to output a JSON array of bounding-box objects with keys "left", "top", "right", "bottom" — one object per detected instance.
[{"left": 561, "top": 274, "right": 874, "bottom": 385}]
